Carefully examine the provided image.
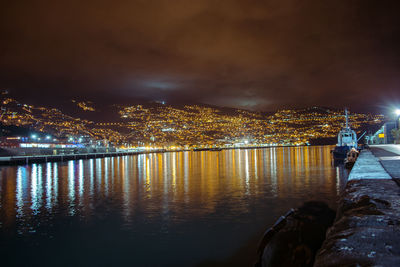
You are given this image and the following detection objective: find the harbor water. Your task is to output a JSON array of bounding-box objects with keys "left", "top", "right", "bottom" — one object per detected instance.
[{"left": 0, "top": 146, "right": 348, "bottom": 266}]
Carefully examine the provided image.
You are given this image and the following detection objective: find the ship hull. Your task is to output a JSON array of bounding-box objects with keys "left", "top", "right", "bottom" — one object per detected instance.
[{"left": 332, "top": 146, "right": 352, "bottom": 160}]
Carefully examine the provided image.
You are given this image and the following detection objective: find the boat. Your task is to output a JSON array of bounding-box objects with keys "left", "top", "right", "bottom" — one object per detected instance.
[
  {"left": 344, "top": 148, "right": 359, "bottom": 169},
  {"left": 332, "top": 109, "right": 358, "bottom": 160}
]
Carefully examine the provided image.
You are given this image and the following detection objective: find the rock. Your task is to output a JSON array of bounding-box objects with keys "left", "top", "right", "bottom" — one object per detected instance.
[{"left": 256, "top": 201, "right": 335, "bottom": 267}]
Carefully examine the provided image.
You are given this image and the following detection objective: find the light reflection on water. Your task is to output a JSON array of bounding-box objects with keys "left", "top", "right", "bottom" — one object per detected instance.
[{"left": 0, "top": 146, "right": 347, "bottom": 266}]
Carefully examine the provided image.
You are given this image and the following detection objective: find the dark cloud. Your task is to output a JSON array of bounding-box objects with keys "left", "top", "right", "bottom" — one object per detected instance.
[{"left": 1, "top": 0, "right": 400, "bottom": 111}]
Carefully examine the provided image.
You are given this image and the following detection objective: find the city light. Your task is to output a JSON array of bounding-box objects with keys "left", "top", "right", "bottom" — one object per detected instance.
[
  {"left": 395, "top": 109, "right": 400, "bottom": 116},
  {"left": 0, "top": 94, "right": 385, "bottom": 149}
]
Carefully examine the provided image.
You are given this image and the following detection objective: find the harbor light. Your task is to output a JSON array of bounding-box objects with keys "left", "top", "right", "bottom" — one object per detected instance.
[{"left": 396, "top": 109, "right": 400, "bottom": 129}]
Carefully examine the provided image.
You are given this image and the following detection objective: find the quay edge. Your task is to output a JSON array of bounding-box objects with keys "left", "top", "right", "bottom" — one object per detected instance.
[{"left": 314, "top": 149, "right": 400, "bottom": 266}]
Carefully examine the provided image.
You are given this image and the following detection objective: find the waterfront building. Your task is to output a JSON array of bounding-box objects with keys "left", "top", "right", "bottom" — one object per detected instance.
[{"left": 367, "top": 122, "right": 396, "bottom": 144}]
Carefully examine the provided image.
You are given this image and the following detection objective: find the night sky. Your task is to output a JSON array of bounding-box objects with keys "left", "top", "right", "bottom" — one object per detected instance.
[{"left": 1, "top": 0, "right": 400, "bottom": 112}]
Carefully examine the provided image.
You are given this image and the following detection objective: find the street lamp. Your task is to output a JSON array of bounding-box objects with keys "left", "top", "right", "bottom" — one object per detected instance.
[{"left": 396, "top": 109, "right": 400, "bottom": 129}]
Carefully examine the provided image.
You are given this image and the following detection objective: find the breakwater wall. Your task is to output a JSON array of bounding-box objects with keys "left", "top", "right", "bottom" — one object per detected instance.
[{"left": 314, "top": 150, "right": 400, "bottom": 266}]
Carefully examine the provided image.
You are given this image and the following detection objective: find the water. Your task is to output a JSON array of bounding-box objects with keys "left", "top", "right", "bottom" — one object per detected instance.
[{"left": 0, "top": 146, "right": 348, "bottom": 266}]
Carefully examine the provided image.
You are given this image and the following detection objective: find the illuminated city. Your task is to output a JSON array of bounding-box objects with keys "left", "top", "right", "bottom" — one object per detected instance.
[
  {"left": 1, "top": 1, "right": 400, "bottom": 266},
  {"left": 0, "top": 92, "right": 384, "bottom": 151}
]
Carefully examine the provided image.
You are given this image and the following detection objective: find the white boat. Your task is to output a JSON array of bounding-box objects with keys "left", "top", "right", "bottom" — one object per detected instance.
[{"left": 332, "top": 109, "right": 357, "bottom": 160}]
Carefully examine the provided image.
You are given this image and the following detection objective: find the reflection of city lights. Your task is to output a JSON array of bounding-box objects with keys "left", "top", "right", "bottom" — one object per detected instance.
[
  {"left": 53, "top": 163, "right": 58, "bottom": 207},
  {"left": 46, "top": 163, "right": 52, "bottom": 210},
  {"left": 68, "top": 161, "right": 75, "bottom": 215},
  {"left": 16, "top": 167, "right": 24, "bottom": 217},
  {"left": 0, "top": 146, "right": 345, "bottom": 240},
  {"left": 79, "top": 160, "right": 84, "bottom": 198},
  {"left": 31, "top": 164, "right": 40, "bottom": 213}
]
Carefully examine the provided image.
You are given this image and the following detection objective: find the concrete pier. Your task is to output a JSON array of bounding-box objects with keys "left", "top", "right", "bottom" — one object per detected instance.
[
  {"left": 314, "top": 145, "right": 400, "bottom": 266},
  {"left": 347, "top": 150, "right": 391, "bottom": 180}
]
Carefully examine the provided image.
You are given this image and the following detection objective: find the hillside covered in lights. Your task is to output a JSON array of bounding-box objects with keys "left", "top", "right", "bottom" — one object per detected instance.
[{"left": 0, "top": 91, "right": 384, "bottom": 148}]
